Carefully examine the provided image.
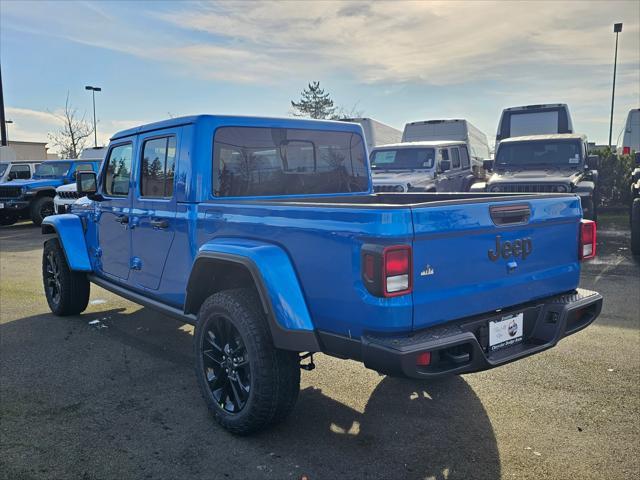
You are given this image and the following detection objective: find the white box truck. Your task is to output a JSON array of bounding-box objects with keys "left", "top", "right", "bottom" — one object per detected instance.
[
  {"left": 402, "top": 119, "right": 491, "bottom": 175},
  {"left": 343, "top": 118, "right": 402, "bottom": 153},
  {"left": 496, "top": 103, "right": 574, "bottom": 145}
]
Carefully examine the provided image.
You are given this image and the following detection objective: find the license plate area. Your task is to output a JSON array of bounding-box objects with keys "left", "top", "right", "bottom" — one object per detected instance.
[
  {"left": 489, "top": 312, "right": 524, "bottom": 352},
  {"left": 0, "top": 203, "right": 4, "bottom": 209}
]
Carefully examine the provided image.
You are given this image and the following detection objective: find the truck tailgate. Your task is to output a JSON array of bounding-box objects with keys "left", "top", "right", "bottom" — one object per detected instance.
[{"left": 411, "top": 195, "right": 582, "bottom": 330}]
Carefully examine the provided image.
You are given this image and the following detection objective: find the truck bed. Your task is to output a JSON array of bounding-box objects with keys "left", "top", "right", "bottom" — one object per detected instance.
[{"left": 186, "top": 192, "right": 583, "bottom": 338}]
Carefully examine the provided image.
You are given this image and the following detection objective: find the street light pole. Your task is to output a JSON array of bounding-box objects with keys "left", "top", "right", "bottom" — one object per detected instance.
[
  {"left": 85, "top": 85, "right": 102, "bottom": 148},
  {"left": 608, "top": 23, "right": 623, "bottom": 149}
]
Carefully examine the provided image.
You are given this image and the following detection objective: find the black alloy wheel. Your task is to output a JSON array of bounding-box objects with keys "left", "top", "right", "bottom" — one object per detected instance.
[
  {"left": 44, "top": 249, "right": 62, "bottom": 307},
  {"left": 202, "top": 314, "right": 251, "bottom": 414}
]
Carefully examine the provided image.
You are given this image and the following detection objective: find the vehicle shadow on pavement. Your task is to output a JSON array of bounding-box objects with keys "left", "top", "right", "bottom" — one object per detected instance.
[
  {"left": 0, "top": 307, "right": 499, "bottom": 480},
  {"left": 261, "top": 377, "right": 500, "bottom": 479}
]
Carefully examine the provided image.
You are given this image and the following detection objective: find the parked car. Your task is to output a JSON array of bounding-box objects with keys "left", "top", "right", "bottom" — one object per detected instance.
[
  {"left": 474, "top": 134, "right": 599, "bottom": 220},
  {"left": 496, "top": 103, "right": 573, "bottom": 146},
  {"left": 0, "top": 161, "right": 40, "bottom": 183},
  {"left": 0, "top": 159, "right": 100, "bottom": 226},
  {"left": 53, "top": 182, "right": 82, "bottom": 214},
  {"left": 343, "top": 117, "right": 402, "bottom": 153},
  {"left": 631, "top": 152, "right": 640, "bottom": 255},
  {"left": 402, "top": 119, "right": 491, "bottom": 178},
  {"left": 53, "top": 147, "right": 106, "bottom": 214},
  {"left": 42, "top": 115, "right": 601, "bottom": 435},
  {"left": 370, "top": 140, "right": 478, "bottom": 192},
  {"left": 621, "top": 108, "right": 640, "bottom": 156}
]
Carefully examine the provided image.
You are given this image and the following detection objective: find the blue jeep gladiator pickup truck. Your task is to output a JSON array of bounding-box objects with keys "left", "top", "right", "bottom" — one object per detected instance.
[
  {"left": 0, "top": 159, "right": 100, "bottom": 226},
  {"left": 41, "top": 115, "right": 602, "bottom": 434}
]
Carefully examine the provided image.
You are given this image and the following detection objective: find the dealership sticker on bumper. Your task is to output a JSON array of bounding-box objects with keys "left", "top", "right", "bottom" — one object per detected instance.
[{"left": 489, "top": 312, "right": 523, "bottom": 351}]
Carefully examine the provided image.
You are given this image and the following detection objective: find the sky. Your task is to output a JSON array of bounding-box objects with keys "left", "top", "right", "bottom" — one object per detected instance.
[{"left": 1, "top": 0, "right": 639, "bottom": 153}]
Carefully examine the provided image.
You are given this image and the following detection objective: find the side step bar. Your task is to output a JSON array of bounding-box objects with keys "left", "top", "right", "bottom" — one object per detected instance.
[{"left": 88, "top": 275, "right": 197, "bottom": 325}]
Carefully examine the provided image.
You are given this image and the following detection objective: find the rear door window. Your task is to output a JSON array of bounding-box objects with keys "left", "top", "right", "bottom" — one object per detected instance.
[
  {"left": 460, "top": 147, "right": 470, "bottom": 169},
  {"left": 140, "top": 136, "right": 176, "bottom": 198},
  {"left": 104, "top": 143, "right": 133, "bottom": 196},
  {"left": 451, "top": 148, "right": 461, "bottom": 169},
  {"left": 213, "top": 127, "right": 368, "bottom": 197}
]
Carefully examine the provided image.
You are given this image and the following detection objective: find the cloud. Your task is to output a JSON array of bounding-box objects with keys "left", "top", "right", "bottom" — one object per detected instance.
[{"left": 153, "top": 1, "right": 640, "bottom": 84}]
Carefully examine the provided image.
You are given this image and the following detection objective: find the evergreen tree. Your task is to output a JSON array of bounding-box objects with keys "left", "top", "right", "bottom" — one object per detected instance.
[{"left": 290, "top": 81, "right": 337, "bottom": 119}]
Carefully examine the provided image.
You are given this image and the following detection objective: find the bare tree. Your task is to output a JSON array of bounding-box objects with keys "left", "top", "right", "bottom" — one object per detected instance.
[{"left": 48, "top": 93, "right": 94, "bottom": 159}]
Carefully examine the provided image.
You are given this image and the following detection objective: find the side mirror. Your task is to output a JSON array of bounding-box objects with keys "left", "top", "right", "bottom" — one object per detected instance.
[
  {"left": 7, "top": 172, "right": 17, "bottom": 181},
  {"left": 587, "top": 155, "right": 599, "bottom": 170},
  {"left": 439, "top": 160, "right": 451, "bottom": 173},
  {"left": 77, "top": 171, "right": 98, "bottom": 197},
  {"left": 483, "top": 159, "right": 494, "bottom": 172}
]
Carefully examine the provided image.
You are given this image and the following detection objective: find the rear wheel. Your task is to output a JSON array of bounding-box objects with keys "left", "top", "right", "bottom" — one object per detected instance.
[
  {"left": 631, "top": 198, "right": 640, "bottom": 256},
  {"left": 31, "top": 196, "right": 54, "bottom": 226},
  {"left": 0, "top": 211, "right": 17, "bottom": 226},
  {"left": 194, "top": 288, "right": 300, "bottom": 435},
  {"left": 42, "top": 238, "right": 90, "bottom": 315}
]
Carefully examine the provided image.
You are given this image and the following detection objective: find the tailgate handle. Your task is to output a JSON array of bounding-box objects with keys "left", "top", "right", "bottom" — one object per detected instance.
[{"left": 490, "top": 204, "right": 531, "bottom": 226}]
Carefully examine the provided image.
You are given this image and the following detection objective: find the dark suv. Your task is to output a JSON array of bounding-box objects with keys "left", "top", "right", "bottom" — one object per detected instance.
[
  {"left": 481, "top": 134, "right": 599, "bottom": 220},
  {"left": 0, "top": 159, "right": 100, "bottom": 226}
]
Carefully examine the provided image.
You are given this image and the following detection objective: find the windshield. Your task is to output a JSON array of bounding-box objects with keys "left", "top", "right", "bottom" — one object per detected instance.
[
  {"left": 33, "top": 162, "right": 71, "bottom": 178},
  {"left": 371, "top": 148, "right": 435, "bottom": 170},
  {"left": 0, "top": 163, "right": 7, "bottom": 177},
  {"left": 496, "top": 140, "right": 582, "bottom": 169}
]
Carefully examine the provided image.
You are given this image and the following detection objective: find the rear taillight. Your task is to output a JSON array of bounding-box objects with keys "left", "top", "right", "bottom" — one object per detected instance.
[
  {"left": 623, "top": 146, "right": 631, "bottom": 155},
  {"left": 362, "top": 245, "right": 413, "bottom": 297},
  {"left": 579, "top": 219, "right": 596, "bottom": 260},
  {"left": 383, "top": 246, "right": 412, "bottom": 296}
]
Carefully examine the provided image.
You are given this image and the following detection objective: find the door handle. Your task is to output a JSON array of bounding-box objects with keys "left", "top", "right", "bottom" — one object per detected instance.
[
  {"left": 115, "top": 215, "right": 129, "bottom": 224},
  {"left": 150, "top": 218, "right": 169, "bottom": 229}
]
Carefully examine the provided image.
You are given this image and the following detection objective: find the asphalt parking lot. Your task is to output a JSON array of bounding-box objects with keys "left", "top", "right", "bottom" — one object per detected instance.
[{"left": 1, "top": 214, "right": 638, "bottom": 480}]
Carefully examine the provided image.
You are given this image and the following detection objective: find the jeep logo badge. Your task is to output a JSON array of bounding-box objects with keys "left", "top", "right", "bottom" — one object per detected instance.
[{"left": 488, "top": 235, "right": 532, "bottom": 261}]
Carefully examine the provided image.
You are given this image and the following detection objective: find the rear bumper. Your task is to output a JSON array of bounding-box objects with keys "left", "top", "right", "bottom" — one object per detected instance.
[{"left": 319, "top": 288, "right": 602, "bottom": 379}]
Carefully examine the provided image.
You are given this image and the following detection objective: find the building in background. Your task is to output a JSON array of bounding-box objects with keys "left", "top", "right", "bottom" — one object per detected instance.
[{"left": 6, "top": 140, "right": 57, "bottom": 160}]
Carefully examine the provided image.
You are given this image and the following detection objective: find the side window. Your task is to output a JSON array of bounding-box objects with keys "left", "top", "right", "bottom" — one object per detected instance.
[
  {"left": 440, "top": 149, "right": 450, "bottom": 161},
  {"left": 10, "top": 164, "right": 31, "bottom": 179},
  {"left": 141, "top": 136, "right": 176, "bottom": 198},
  {"left": 104, "top": 143, "right": 133, "bottom": 196},
  {"left": 451, "top": 148, "right": 461, "bottom": 169},
  {"left": 460, "top": 147, "right": 470, "bottom": 169}
]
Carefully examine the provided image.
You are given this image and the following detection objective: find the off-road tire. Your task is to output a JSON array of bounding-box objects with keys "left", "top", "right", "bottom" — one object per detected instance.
[
  {"left": 42, "top": 238, "right": 90, "bottom": 315},
  {"left": 0, "top": 211, "right": 17, "bottom": 226},
  {"left": 30, "top": 196, "right": 55, "bottom": 226},
  {"left": 631, "top": 198, "right": 640, "bottom": 256},
  {"left": 194, "top": 288, "right": 300, "bottom": 435}
]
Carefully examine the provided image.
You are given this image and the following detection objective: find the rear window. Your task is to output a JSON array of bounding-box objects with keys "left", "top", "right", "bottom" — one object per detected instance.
[{"left": 213, "top": 127, "right": 368, "bottom": 197}]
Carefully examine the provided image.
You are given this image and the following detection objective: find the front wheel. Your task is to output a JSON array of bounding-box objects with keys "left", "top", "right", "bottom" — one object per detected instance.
[
  {"left": 194, "top": 288, "right": 300, "bottom": 435},
  {"left": 42, "top": 238, "right": 90, "bottom": 315},
  {"left": 631, "top": 198, "right": 640, "bottom": 256},
  {"left": 0, "top": 211, "right": 17, "bottom": 226},
  {"left": 31, "top": 196, "right": 55, "bottom": 226}
]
